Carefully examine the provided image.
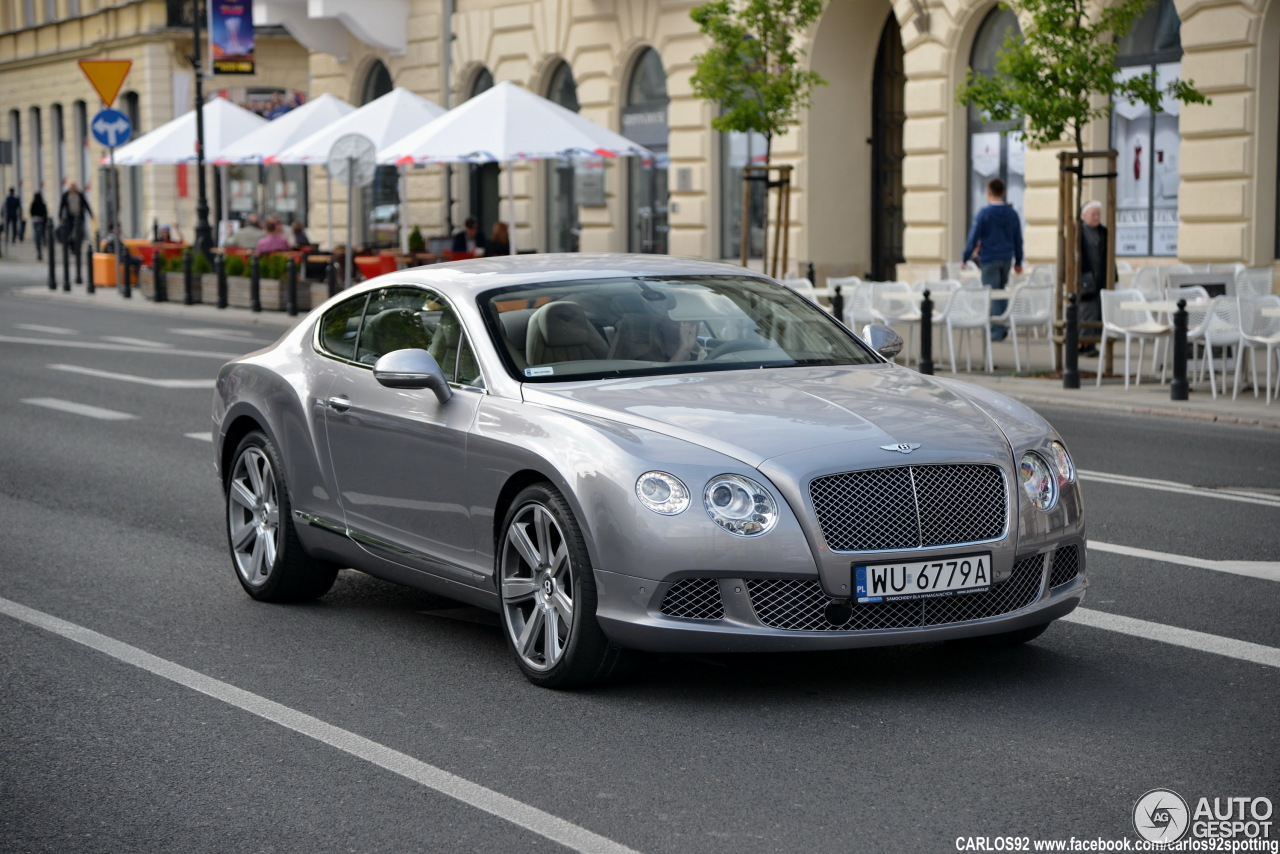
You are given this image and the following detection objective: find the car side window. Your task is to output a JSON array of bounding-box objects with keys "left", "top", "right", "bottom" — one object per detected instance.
[
  {"left": 426, "top": 300, "right": 483, "bottom": 388},
  {"left": 318, "top": 294, "right": 369, "bottom": 360},
  {"left": 354, "top": 286, "right": 436, "bottom": 365}
]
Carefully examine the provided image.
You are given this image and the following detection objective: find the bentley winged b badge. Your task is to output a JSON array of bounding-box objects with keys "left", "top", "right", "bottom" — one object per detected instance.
[{"left": 880, "top": 442, "right": 921, "bottom": 454}]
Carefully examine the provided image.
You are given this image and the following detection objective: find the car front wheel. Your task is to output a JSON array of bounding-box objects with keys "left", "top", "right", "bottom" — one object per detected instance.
[
  {"left": 225, "top": 430, "right": 338, "bottom": 602},
  {"left": 498, "top": 483, "right": 632, "bottom": 688}
]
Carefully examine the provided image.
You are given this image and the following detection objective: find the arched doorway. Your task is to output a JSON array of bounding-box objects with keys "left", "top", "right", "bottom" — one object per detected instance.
[
  {"left": 871, "top": 13, "right": 905, "bottom": 281},
  {"left": 545, "top": 60, "right": 580, "bottom": 253},
  {"left": 967, "top": 6, "right": 1025, "bottom": 235},
  {"left": 467, "top": 68, "right": 500, "bottom": 243},
  {"left": 1111, "top": 0, "right": 1183, "bottom": 257},
  {"left": 622, "top": 48, "right": 669, "bottom": 254}
]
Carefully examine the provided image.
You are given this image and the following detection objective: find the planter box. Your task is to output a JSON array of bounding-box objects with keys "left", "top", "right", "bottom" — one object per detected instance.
[
  {"left": 135, "top": 266, "right": 203, "bottom": 303},
  {"left": 225, "top": 276, "right": 312, "bottom": 312}
]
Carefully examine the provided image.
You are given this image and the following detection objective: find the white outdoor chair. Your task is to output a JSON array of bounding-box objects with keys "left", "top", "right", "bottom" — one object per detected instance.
[
  {"left": 831, "top": 276, "right": 874, "bottom": 330},
  {"left": 869, "top": 281, "right": 920, "bottom": 360},
  {"left": 939, "top": 285, "right": 993, "bottom": 374},
  {"left": 1131, "top": 266, "right": 1163, "bottom": 304},
  {"left": 1237, "top": 296, "right": 1280, "bottom": 404},
  {"left": 993, "top": 281, "right": 1055, "bottom": 373},
  {"left": 1208, "top": 262, "right": 1245, "bottom": 277},
  {"left": 1186, "top": 295, "right": 1242, "bottom": 399},
  {"left": 1097, "top": 289, "right": 1170, "bottom": 389},
  {"left": 1235, "top": 267, "right": 1275, "bottom": 299},
  {"left": 779, "top": 277, "right": 821, "bottom": 306},
  {"left": 1159, "top": 264, "right": 1193, "bottom": 294},
  {"left": 1115, "top": 260, "right": 1134, "bottom": 275},
  {"left": 912, "top": 280, "right": 960, "bottom": 363}
]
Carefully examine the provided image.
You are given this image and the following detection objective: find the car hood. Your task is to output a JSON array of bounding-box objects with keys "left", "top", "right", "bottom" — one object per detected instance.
[{"left": 523, "top": 364, "right": 1012, "bottom": 468}]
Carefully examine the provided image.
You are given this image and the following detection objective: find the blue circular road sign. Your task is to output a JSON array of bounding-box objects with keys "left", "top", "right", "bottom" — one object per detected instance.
[{"left": 91, "top": 108, "right": 133, "bottom": 149}]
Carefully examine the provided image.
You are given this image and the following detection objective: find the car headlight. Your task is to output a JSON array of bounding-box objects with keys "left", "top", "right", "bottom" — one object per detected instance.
[
  {"left": 703, "top": 474, "right": 777, "bottom": 536},
  {"left": 1018, "top": 452, "right": 1058, "bottom": 511},
  {"left": 635, "top": 471, "right": 690, "bottom": 515},
  {"left": 1049, "top": 440, "right": 1076, "bottom": 487}
]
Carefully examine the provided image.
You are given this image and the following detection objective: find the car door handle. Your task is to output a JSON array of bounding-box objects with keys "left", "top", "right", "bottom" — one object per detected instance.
[{"left": 326, "top": 396, "right": 351, "bottom": 412}]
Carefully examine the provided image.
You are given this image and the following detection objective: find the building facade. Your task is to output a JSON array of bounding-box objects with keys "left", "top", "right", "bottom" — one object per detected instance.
[{"left": 4, "top": 0, "right": 1277, "bottom": 282}]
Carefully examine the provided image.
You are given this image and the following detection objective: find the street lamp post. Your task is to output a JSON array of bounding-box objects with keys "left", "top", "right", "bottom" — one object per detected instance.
[{"left": 192, "top": 0, "right": 213, "bottom": 259}]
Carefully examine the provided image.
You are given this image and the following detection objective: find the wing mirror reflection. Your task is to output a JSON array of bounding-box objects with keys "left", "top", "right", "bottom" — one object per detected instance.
[
  {"left": 861, "top": 324, "right": 904, "bottom": 360},
  {"left": 373, "top": 349, "right": 453, "bottom": 403}
]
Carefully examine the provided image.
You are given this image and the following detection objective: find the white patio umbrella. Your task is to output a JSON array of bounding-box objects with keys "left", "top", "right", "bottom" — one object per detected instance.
[
  {"left": 275, "top": 88, "right": 446, "bottom": 252},
  {"left": 108, "top": 97, "right": 267, "bottom": 165},
  {"left": 213, "top": 93, "right": 357, "bottom": 246},
  {"left": 377, "top": 80, "right": 652, "bottom": 253}
]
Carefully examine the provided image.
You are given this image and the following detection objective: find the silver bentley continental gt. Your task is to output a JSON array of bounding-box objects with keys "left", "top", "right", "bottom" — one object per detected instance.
[{"left": 213, "top": 254, "right": 1085, "bottom": 688}]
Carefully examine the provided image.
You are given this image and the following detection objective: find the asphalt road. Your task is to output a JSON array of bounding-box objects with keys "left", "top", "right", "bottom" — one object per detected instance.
[{"left": 1, "top": 289, "right": 1276, "bottom": 854}]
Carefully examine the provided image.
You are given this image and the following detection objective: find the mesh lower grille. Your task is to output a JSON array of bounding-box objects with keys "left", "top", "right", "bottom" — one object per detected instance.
[
  {"left": 660, "top": 578, "right": 725, "bottom": 621},
  {"left": 746, "top": 554, "right": 1045, "bottom": 632},
  {"left": 1048, "top": 545, "right": 1081, "bottom": 588},
  {"left": 809, "top": 465, "right": 1006, "bottom": 552}
]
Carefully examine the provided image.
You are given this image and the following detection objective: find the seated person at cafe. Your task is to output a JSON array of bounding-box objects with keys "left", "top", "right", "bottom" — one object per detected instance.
[
  {"left": 256, "top": 216, "right": 292, "bottom": 254},
  {"left": 451, "top": 216, "right": 487, "bottom": 255},
  {"left": 156, "top": 223, "right": 184, "bottom": 244},
  {"left": 290, "top": 219, "right": 311, "bottom": 249},
  {"left": 489, "top": 221, "right": 510, "bottom": 257},
  {"left": 225, "top": 213, "right": 265, "bottom": 249}
]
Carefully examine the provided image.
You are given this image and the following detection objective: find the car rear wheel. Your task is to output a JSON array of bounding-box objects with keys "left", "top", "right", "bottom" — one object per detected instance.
[
  {"left": 498, "top": 483, "right": 632, "bottom": 688},
  {"left": 225, "top": 430, "right": 338, "bottom": 602}
]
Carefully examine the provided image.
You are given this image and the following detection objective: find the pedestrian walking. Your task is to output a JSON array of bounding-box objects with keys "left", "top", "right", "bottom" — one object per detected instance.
[
  {"left": 30, "top": 191, "right": 48, "bottom": 260},
  {"left": 1076, "top": 200, "right": 1109, "bottom": 357},
  {"left": 4, "top": 187, "right": 21, "bottom": 243},
  {"left": 962, "top": 178, "right": 1023, "bottom": 341},
  {"left": 58, "top": 181, "right": 94, "bottom": 284}
]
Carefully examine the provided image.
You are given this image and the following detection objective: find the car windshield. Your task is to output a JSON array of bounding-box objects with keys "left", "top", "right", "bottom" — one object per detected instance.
[{"left": 480, "top": 275, "right": 879, "bottom": 382}]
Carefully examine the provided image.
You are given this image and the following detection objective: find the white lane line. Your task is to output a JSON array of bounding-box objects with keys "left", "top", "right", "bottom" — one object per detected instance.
[
  {"left": 0, "top": 596, "right": 640, "bottom": 854},
  {"left": 186, "top": 432, "right": 213, "bottom": 442},
  {"left": 16, "top": 324, "right": 75, "bottom": 335},
  {"left": 1064, "top": 608, "right": 1280, "bottom": 670},
  {"left": 1079, "top": 469, "right": 1280, "bottom": 509},
  {"left": 1089, "top": 541, "right": 1280, "bottom": 583},
  {"left": 101, "top": 336, "right": 173, "bottom": 349},
  {"left": 22, "top": 398, "right": 138, "bottom": 421},
  {"left": 0, "top": 335, "right": 237, "bottom": 359},
  {"left": 49, "top": 364, "right": 216, "bottom": 389},
  {"left": 170, "top": 327, "right": 266, "bottom": 343}
]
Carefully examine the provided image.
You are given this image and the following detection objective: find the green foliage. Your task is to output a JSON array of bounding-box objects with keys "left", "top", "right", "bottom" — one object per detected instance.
[
  {"left": 408, "top": 225, "right": 426, "bottom": 253},
  {"left": 956, "top": 0, "right": 1208, "bottom": 154},
  {"left": 259, "top": 252, "right": 289, "bottom": 282},
  {"left": 193, "top": 252, "right": 212, "bottom": 276},
  {"left": 224, "top": 254, "right": 247, "bottom": 277},
  {"left": 689, "top": 0, "right": 827, "bottom": 163},
  {"left": 161, "top": 253, "right": 185, "bottom": 273}
]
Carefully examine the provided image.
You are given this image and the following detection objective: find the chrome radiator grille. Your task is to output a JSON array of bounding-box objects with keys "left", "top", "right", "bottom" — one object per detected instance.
[
  {"left": 746, "top": 553, "right": 1045, "bottom": 632},
  {"left": 808, "top": 465, "right": 1006, "bottom": 552},
  {"left": 660, "top": 578, "right": 725, "bottom": 621},
  {"left": 1048, "top": 545, "right": 1081, "bottom": 588}
]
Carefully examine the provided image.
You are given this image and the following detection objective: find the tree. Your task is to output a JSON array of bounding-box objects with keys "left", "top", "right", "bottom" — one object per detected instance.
[{"left": 690, "top": 0, "right": 827, "bottom": 272}]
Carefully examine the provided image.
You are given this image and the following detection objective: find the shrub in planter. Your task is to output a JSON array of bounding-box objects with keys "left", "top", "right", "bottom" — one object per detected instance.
[
  {"left": 224, "top": 254, "right": 247, "bottom": 277},
  {"left": 408, "top": 226, "right": 425, "bottom": 253}
]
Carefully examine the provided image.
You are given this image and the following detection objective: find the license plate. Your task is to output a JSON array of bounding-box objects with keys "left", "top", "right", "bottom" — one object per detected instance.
[{"left": 854, "top": 554, "right": 992, "bottom": 603}]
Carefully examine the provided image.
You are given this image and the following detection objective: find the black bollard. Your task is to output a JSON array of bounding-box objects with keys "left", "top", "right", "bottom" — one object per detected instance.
[
  {"left": 154, "top": 255, "right": 167, "bottom": 303},
  {"left": 183, "top": 248, "right": 195, "bottom": 305},
  {"left": 806, "top": 262, "right": 815, "bottom": 286},
  {"left": 121, "top": 249, "right": 132, "bottom": 299},
  {"left": 1170, "top": 298, "right": 1189, "bottom": 401},
  {"left": 215, "top": 254, "right": 228, "bottom": 309},
  {"left": 919, "top": 289, "right": 934, "bottom": 375},
  {"left": 832, "top": 283, "right": 844, "bottom": 323},
  {"left": 47, "top": 225, "right": 57, "bottom": 289},
  {"left": 85, "top": 244, "right": 95, "bottom": 294},
  {"left": 249, "top": 254, "right": 261, "bottom": 313},
  {"left": 1063, "top": 294, "right": 1080, "bottom": 389},
  {"left": 286, "top": 257, "right": 298, "bottom": 316},
  {"left": 326, "top": 259, "right": 339, "bottom": 297},
  {"left": 61, "top": 234, "right": 70, "bottom": 290},
  {"left": 73, "top": 237, "right": 82, "bottom": 285}
]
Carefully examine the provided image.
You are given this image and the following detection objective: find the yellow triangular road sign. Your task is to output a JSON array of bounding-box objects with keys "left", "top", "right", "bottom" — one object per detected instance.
[{"left": 79, "top": 60, "right": 132, "bottom": 108}]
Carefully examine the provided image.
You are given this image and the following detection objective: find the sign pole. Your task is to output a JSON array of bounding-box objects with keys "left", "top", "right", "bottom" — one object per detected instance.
[
  {"left": 345, "top": 157, "right": 354, "bottom": 289},
  {"left": 192, "top": 1, "right": 213, "bottom": 260}
]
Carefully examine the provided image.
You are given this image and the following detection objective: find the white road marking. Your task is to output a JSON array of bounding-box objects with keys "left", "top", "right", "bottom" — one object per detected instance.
[
  {"left": 1079, "top": 469, "right": 1280, "bottom": 509},
  {"left": 49, "top": 363, "right": 216, "bottom": 389},
  {"left": 0, "top": 335, "right": 236, "bottom": 359},
  {"left": 101, "top": 336, "right": 172, "bottom": 349},
  {"left": 22, "top": 398, "right": 138, "bottom": 421},
  {"left": 1089, "top": 541, "right": 1280, "bottom": 583},
  {"left": 16, "top": 324, "right": 75, "bottom": 335},
  {"left": 186, "top": 432, "right": 213, "bottom": 442},
  {"left": 1064, "top": 608, "right": 1280, "bottom": 670},
  {"left": 169, "top": 327, "right": 266, "bottom": 343},
  {"left": 0, "top": 596, "right": 640, "bottom": 854}
]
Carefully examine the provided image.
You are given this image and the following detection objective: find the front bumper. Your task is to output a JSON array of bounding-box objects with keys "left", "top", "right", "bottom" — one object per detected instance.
[{"left": 594, "top": 541, "right": 1086, "bottom": 653}]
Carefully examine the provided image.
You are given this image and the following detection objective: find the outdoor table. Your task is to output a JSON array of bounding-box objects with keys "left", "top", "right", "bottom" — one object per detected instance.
[{"left": 1121, "top": 300, "right": 1208, "bottom": 314}]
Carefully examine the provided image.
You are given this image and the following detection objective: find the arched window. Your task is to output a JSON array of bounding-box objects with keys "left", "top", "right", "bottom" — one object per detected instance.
[
  {"left": 51, "top": 103, "right": 65, "bottom": 201},
  {"left": 361, "top": 61, "right": 398, "bottom": 248},
  {"left": 122, "top": 93, "right": 141, "bottom": 235},
  {"left": 1111, "top": 0, "right": 1183, "bottom": 256},
  {"left": 7, "top": 110, "right": 21, "bottom": 203},
  {"left": 467, "top": 68, "right": 500, "bottom": 245},
  {"left": 622, "top": 48, "right": 669, "bottom": 254},
  {"left": 29, "top": 106, "right": 43, "bottom": 194},
  {"left": 545, "top": 61, "right": 581, "bottom": 253},
  {"left": 73, "top": 100, "right": 88, "bottom": 189},
  {"left": 967, "top": 7, "right": 1025, "bottom": 234}
]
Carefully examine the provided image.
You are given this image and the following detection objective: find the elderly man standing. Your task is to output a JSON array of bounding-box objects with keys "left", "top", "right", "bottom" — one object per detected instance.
[
  {"left": 58, "top": 182, "right": 94, "bottom": 283},
  {"left": 962, "top": 178, "right": 1023, "bottom": 341}
]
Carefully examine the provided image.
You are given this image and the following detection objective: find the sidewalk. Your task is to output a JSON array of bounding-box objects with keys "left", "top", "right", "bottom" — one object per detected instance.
[{"left": 4, "top": 239, "right": 1278, "bottom": 429}]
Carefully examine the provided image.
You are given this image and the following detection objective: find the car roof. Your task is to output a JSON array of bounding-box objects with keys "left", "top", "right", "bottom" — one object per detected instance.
[{"left": 349, "top": 253, "right": 768, "bottom": 301}]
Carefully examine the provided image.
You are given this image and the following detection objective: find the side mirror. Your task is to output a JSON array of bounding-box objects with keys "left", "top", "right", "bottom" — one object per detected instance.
[
  {"left": 861, "top": 324, "right": 904, "bottom": 360},
  {"left": 373, "top": 349, "right": 452, "bottom": 403}
]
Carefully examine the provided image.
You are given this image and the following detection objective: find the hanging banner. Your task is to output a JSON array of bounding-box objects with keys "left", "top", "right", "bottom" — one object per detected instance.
[{"left": 210, "top": 0, "right": 255, "bottom": 75}]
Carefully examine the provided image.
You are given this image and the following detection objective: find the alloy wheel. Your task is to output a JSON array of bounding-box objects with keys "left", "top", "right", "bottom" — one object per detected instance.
[
  {"left": 500, "top": 502, "right": 575, "bottom": 672},
  {"left": 227, "top": 445, "right": 280, "bottom": 587}
]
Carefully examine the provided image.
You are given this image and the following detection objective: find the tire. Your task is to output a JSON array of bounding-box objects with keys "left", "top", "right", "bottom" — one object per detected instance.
[
  {"left": 497, "top": 483, "right": 633, "bottom": 689},
  {"left": 225, "top": 430, "right": 338, "bottom": 603}
]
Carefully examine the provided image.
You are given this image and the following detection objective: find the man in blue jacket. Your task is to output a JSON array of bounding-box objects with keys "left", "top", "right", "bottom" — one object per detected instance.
[{"left": 962, "top": 178, "right": 1023, "bottom": 341}]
